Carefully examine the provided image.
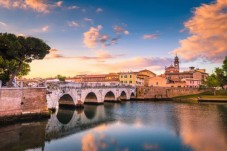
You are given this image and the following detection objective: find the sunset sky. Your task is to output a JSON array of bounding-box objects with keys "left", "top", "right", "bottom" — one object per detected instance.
[{"left": 0, "top": 0, "right": 226, "bottom": 78}]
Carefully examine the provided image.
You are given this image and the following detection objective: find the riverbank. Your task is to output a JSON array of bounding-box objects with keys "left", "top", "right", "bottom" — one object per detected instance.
[{"left": 172, "top": 91, "right": 227, "bottom": 103}]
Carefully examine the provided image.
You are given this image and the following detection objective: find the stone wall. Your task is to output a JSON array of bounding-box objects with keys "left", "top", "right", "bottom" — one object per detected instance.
[
  {"left": 0, "top": 88, "right": 49, "bottom": 121},
  {"left": 136, "top": 86, "right": 205, "bottom": 99}
]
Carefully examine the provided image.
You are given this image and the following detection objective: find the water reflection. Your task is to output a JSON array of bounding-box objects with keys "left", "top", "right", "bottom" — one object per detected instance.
[
  {"left": 0, "top": 102, "right": 227, "bottom": 151},
  {"left": 0, "top": 121, "right": 47, "bottom": 151}
]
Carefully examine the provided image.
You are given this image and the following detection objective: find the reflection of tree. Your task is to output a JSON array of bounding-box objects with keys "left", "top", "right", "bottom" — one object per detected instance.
[{"left": 217, "top": 105, "right": 227, "bottom": 140}]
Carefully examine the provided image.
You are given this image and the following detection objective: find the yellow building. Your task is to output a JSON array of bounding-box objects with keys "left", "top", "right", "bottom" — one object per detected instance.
[{"left": 119, "top": 72, "right": 144, "bottom": 86}]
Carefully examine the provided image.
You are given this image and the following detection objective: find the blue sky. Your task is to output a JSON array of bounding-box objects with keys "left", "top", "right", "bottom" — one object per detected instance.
[{"left": 0, "top": 0, "right": 226, "bottom": 77}]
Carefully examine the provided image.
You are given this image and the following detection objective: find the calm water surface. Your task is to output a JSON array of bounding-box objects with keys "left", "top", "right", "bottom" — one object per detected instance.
[{"left": 0, "top": 101, "right": 227, "bottom": 151}]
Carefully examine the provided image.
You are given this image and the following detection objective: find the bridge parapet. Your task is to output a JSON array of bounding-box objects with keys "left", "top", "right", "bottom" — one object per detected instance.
[{"left": 46, "top": 81, "right": 136, "bottom": 109}]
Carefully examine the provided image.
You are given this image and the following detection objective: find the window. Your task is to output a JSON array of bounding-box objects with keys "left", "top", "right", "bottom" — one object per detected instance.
[
  {"left": 130, "top": 75, "right": 132, "bottom": 78},
  {"left": 124, "top": 75, "right": 127, "bottom": 78},
  {"left": 156, "top": 82, "right": 158, "bottom": 85},
  {"left": 129, "top": 81, "right": 132, "bottom": 83}
]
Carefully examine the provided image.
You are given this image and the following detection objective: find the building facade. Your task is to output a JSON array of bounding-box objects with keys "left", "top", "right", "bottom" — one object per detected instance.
[
  {"left": 164, "top": 56, "right": 208, "bottom": 88},
  {"left": 119, "top": 72, "right": 144, "bottom": 86}
]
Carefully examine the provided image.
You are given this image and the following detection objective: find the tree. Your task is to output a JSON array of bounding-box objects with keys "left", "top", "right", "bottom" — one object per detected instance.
[
  {"left": 0, "top": 33, "right": 50, "bottom": 86},
  {"left": 222, "top": 56, "right": 227, "bottom": 86},
  {"left": 0, "top": 56, "right": 31, "bottom": 85},
  {"left": 206, "top": 73, "right": 219, "bottom": 88},
  {"left": 205, "top": 56, "right": 227, "bottom": 89},
  {"left": 56, "top": 75, "right": 66, "bottom": 82}
]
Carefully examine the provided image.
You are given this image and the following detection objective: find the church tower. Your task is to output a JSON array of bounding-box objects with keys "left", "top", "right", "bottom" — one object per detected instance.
[{"left": 174, "top": 55, "right": 179, "bottom": 72}]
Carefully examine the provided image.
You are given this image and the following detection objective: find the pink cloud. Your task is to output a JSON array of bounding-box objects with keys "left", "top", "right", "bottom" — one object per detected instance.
[
  {"left": 84, "top": 17, "right": 93, "bottom": 24},
  {"left": 172, "top": 0, "right": 227, "bottom": 62},
  {"left": 67, "top": 21, "right": 79, "bottom": 27},
  {"left": 114, "top": 26, "right": 129, "bottom": 35},
  {"left": 0, "top": 0, "right": 63, "bottom": 13},
  {"left": 143, "top": 34, "right": 159, "bottom": 40}
]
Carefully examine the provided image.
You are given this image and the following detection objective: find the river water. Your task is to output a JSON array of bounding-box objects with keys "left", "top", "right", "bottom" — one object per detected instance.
[{"left": 0, "top": 101, "right": 227, "bottom": 151}]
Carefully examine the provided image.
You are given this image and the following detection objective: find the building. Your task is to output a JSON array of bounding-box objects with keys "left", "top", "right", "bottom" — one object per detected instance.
[
  {"left": 138, "top": 69, "right": 156, "bottom": 86},
  {"left": 164, "top": 56, "right": 208, "bottom": 87},
  {"left": 165, "top": 55, "right": 180, "bottom": 74},
  {"left": 66, "top": 73, "right": 120, "bottom": 85},
  {"left": 119, "top": 72, "right": 144, "bottom": 86}
]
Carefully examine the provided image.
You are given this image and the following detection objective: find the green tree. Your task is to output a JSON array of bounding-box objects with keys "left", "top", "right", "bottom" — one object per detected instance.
[
  {"left": 206, "top": 73, "right": 219, "bottom": 88},
  {"left": 222, "top": 56, "right": 227, "bottom": 86},
  {"left": 56, "top": 75, "right": 66, "bottom": 82},
  {"left": 0, "top": 33, "right": 50, "bottom": 86},
  {"left": 205, "top": 56, "right": 227, "bottom": 89},
  {"left": 0, "top": 56, "right": 30, "bottom": 85}
]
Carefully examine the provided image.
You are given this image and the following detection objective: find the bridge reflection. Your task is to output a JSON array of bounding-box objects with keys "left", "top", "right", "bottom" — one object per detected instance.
[{"left": 45, "top": 104, "right": 116, "bottom": 140}]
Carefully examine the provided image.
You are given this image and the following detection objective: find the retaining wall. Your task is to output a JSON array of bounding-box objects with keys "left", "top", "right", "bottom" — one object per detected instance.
[
  {"left": 0, "top": 88, "right": 49, "bottom": 122},
  {"left": 136, "top": 86, "right": 206, "bottom": 99}
]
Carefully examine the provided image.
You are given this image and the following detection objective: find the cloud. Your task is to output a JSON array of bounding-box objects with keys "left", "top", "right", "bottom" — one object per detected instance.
[
  {"left": 42, "top": 25, "right": 49, "bottom": 32},
  {"left": 84, "top": 17, "right": 93, "bottom": 24},
  {"left": 113, "top": 26, "right": 129, "bottom": 35},
  {"left": 83, "top": 25, "right": 103, "bottom": 48},
  {"left": 0, "top": 21, "right": 6, "bottom": 26},
  {"left": 94, "top": 57, "right": 172, "bottom": 72},
  {"left": 96, "top": 8, "right": 103, "bottom": 13},
  {"left": 0, "top": 0, "right": 63, "bottom": 13},
  {"left": 68, "top": 5, "right": 79, "bottom": 10},
  {"left": 76, "top": 50, "right": 125, "bottom": 62},
  {"left": 45, "top": 48, "right": 124, "bottom": 62},
  {"left": 143, "top": 34, "right": 159, "bottom": 40},
  {"left": 67, "top": 21, "right": 79, "bottom": 27},
  {"left": 172, "top": 0, "right": 227, "bottom": 62}
]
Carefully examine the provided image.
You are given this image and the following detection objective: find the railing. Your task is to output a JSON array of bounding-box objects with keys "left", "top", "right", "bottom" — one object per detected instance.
[
  {"left": 46, "top": 81, "right": 135, "bottom": 90},
  {"left": 0, "top": 80, "right": 46, "bottom": 89}
]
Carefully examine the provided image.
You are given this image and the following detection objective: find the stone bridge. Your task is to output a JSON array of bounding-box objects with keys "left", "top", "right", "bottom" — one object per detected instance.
[{"left": 46, "top": 82, "right": 136, "bottom": 109}]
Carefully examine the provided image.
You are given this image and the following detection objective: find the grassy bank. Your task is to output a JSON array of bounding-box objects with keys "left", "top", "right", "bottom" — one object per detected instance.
[{"left": 172, "top": 90, "right": 227, "bottom": 103}]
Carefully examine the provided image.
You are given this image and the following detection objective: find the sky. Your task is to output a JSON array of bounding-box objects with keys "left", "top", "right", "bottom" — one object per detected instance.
[{"left": 0, "top": 0, "right": 227, "bottom": 78}]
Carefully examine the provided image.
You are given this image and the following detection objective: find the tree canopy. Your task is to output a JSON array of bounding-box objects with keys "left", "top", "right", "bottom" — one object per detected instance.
[
  {"left": 56, "top": 75, "right": 66, "bottom": 82},
  {"left": 206, "top": 56, "right": 227, "bottom": 88},
  {"left": 0, "top": 33, "right": 50, "bottom": 86}
]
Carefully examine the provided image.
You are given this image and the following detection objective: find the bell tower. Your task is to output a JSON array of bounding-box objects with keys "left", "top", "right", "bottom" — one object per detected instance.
[{"left": 174, "top": 55, "right": 179, "bottom": 72}]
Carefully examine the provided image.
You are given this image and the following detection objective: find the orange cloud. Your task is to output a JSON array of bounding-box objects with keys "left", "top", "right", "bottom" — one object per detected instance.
[
  {"left": 172, "top": 0, "right": 227, "bottom": 62},
  {"left": 0, "top": 0, "right": 63, "bottom": 13},
  {"left": 94, "top": 57, "right": 171, "bottom": 71},
  {"left": 83, "top": 25, "right": 103, "bottom": 48}
]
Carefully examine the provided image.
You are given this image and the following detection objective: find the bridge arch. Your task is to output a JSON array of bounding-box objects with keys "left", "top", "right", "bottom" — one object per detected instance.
[
  {"left": 130, "top": 92, "right": 136, "bottom": 99},
  {"left": 58, "top": 94, "right": 76, "bottom": 108},
  {"left": 84, "top": 92, "right": 98, "bottom": 104},
  {"left": 104, "top": 91, "right": 116, "bottom": 102},
  {"left": 119, "top": 91, "right": 127, "bottom": 100}
]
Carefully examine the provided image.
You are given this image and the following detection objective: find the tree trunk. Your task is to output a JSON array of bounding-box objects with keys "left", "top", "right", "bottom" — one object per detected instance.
[{"left": 8, "top": 61, "right": 23, "bottom": 87}]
